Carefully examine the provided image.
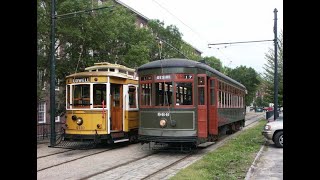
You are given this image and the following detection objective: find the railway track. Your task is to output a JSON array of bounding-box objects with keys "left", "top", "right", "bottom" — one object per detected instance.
[
  {"left": 245, "top": 113, "right": 265, "bottom": 127},
  {"left": 37, "top": 113, "right": 265, "bottom": 179},
  {"left": 37, "top": 149, "right": 74, "bottom": 159},
  {"left": 37, "top": 143, "right": 130, "bottom": 172},
  {"left": 79, "top": 151, "right": 159, "bottom": 179},
  {"left": 141, "top": 152, "right": 194, "bottom": 180}
]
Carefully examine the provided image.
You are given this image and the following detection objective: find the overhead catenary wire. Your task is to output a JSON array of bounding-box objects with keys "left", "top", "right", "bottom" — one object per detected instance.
[
  {"left": 156, "top": 37, "right": 189, "bottom": 59},
  {"left": 151, "top": 0, "right": 210, "bottom": 48},
  {"left": 208, "top": 39, "right": 273, "bottom": 47}
]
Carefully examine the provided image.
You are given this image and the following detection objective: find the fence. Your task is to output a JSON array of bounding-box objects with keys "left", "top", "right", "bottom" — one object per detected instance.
[{"left": 37, "top": 122, "right": 65, "bottom": 142}]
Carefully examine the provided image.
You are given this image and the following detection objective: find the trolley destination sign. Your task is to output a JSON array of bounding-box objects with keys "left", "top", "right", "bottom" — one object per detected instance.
[
  {"left": 72, "top": 77, "right": 89, "bottom": 83},
  {"left": 156, "top": 75, "right": 171, "bottom": 80}
]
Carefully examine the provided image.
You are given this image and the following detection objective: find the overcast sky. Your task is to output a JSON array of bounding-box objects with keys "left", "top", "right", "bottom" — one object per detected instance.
[{"left": 119, "top": 0, "right": 283, "bottom": 73}]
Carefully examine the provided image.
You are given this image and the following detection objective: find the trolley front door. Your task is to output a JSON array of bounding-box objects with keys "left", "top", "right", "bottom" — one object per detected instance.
[
  {"left": 197, "top": 75, "right": 207, "bottom": 138},
  {"left": 208, "top": 77, "right": 218, "bottom": 135},
  {"left": 110, "top": 84, "right": 123, "bottom": 131}
]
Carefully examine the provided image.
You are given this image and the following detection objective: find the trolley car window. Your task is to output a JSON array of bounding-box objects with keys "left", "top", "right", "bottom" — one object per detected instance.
[
  {"left": 73, "top": 84, "right": 90, "bottom": 108},
  {"left": 175, "top": 82, "right": 193, "bottom": 105},
  {"left": 155, "top": 82, "right": 173, "bottom": 106},
  {"left": 66, "top": 85, "right": 70, "bottom": 109},
  {"left": 141, "top": 83, "right": 152, "bottom": 106},
  {"left": 93, "top": 84, "right": 106, "bottom": 108},
  {"left": 198, "top": 87, "right": 205, "bottom": 105},
  {"left": 129, "top": 86, "right": 137, "bottom": 108},
  {"left": 210, "top": 79, "right": 215, "bottom": 105}
]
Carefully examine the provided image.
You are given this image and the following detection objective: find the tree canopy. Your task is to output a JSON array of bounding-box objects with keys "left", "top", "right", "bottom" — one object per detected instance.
[
  {"left": 262, "top": 31, "right": 283, "bottom": 106},
  {"left": 225, "top": 65, "right": 260, "bottom": 106}
]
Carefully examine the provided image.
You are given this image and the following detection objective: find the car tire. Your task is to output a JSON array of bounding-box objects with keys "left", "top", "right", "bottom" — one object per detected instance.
[{"left": 274, "top": 131, "right": 283, "bottom": 148}]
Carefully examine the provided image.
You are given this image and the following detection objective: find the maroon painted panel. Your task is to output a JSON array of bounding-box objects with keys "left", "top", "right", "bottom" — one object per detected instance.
[
  {"left": 208, "top": 77, "right": 218, "bottom": 135},
  {"left": 197, "top": 75, "right": 207, "bottom": 138}
]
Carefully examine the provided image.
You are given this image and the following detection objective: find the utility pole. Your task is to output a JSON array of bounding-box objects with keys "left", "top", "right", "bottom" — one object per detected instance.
[
  {"left": 49, "top": 0, "right": 56, "bottom": 147},
  {"left": 273, "top": 8, "right": 278, "bottom": 120}
]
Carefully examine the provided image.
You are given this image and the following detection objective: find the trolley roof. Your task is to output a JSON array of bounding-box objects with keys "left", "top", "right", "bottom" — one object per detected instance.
[
  {"left": 66, "top": 62, "right": 137, "bottom": 80},
  {"left": 138, "top": 58, "right": 246, "bottom": 89}
]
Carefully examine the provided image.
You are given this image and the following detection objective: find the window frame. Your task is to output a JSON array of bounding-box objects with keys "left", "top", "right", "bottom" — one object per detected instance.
[
  {"left": 154, "top": 74, "right": 173, "bottom": 108},
  {"left": 128, "top": 85, "right": 138, "bottom": 109},
  {"left": 38, "top": 101, "right": 46, "bottom": 124},
  {"left": 139, "top": 75, "right": 153, "bottom": 108},
  {"left": 174, "top": 73, "right": 194, "bottom": 108}
]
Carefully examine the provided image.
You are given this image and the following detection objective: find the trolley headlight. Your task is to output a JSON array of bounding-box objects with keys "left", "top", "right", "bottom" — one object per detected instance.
[
  {"left": 76, "top": 118, "right": 83, "bottom": 125},
  {"left": 72, "top": 115, "right": 77, "bottom": 121},
  {"left": 159, "top": 119, "right": 167, "bottom": 128}
]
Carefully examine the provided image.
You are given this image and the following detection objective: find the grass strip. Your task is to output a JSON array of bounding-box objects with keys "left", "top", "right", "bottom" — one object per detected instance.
[{"left": 171, "top": 120, "right": 266, "bottom": 180}]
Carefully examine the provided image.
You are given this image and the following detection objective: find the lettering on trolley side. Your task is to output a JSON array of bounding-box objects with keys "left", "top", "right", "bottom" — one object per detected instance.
[
  {"left": 73, "top": 78, "right": 89, "bottom": 83},
  {"left": 157, "top": 112, "right": 170, "bottom": 117}
]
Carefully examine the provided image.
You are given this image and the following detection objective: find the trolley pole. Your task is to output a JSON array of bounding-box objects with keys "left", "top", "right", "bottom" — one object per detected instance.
[
  {"left": 273, "top": 8, "right": 278, "bottom": 120},
  {"left": 49, "top": 0, "right": 56, "bottom": 147}
]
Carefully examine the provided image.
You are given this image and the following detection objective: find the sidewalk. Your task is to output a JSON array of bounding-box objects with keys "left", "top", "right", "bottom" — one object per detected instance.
[
  {"left": 245, "top": 112, "right": 283, "bottom": 180},
  {"left": 245, "top": 140, "right": 283, "bottom": 180}
]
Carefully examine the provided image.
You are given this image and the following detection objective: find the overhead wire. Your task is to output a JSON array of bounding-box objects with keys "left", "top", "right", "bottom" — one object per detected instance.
[{"left": 152, "top": 0, "right": 210, "bottom": 46}]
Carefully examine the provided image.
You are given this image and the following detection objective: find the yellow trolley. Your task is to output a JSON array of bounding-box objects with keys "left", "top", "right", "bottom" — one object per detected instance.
[{"left": 64, "top": 62, "right": 139, "bottom": 144}]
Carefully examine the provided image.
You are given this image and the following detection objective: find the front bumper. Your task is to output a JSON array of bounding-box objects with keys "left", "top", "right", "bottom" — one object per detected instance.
[{"left": 262, "top": 131, "right": 273, "bottom": 140}]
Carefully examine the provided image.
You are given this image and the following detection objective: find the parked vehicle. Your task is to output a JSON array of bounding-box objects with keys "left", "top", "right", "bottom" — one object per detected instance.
[
  {"left": 255, "top": 107, "right": 263, "bottom": 112},
  {"left": 262, "top": 116, "right": 283, "bottom": 148}
]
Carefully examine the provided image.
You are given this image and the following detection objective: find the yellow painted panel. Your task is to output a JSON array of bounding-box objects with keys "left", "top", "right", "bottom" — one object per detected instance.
[
  {"left": 109, "top": 77, "right": 126, "bottom": 84},
  {"left": 65, "top": 110, "right": 108, "bottom": 134},
  {"left": 126, "top": 79, "right": 139, "bottom": 84},
  {"left": 65, "top": 129, "right": 108, "bottom": 135},
  {"left": 90, "top": 77, "right": 107, "bottom": 83},
  {"left": 127, "top": 111, "right": 139, "bottom": 130}
]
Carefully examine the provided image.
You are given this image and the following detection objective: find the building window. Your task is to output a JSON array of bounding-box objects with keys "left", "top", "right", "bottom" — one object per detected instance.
[
  {"left": 55, "top": 79, "right": 60, "bottom": 91},
  {"left": 140, "top": 23, "right": 144, "bottom": 28},
  {"left": 38, "top": 102, "right": 46, "bottom": 123},
  {"left": 55, "top": 116, "right": 60, "bottom": 122},
  {"left": 38, "top": 69, "right": 47, "bottom": 90}
]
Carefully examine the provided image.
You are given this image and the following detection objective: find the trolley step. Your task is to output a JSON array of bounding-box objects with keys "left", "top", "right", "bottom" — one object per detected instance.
[
  {"left": 113, "top": 139, "right": 129, "bottom": 143},
  {"left": 198, "top": 142, "right": 215, "bottom": 148}
]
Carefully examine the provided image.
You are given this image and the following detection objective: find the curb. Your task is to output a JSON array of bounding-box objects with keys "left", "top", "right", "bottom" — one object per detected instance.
[{"left": 244, "top": 142, "right": 266, "bottom": 180}]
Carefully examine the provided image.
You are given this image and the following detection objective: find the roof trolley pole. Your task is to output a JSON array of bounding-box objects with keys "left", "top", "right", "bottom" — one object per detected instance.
[
  {"left": 49, "top": 0, "right": 57, "bottom": 147},
  {"left": 273, "top": 8, "right": 278, "bottom": 120}
]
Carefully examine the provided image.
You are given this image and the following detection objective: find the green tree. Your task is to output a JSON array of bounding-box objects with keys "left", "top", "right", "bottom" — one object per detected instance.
[
  {"left": 37, "top": 0, "right": 155, "bottom": 114},
  {"left": 203, "top": 56, "right": 223, "bottom": 72},
  {"left": 262, "top": 31, "right": 283, "bottom": 106},
  {"left": 226, "top": 66, "right": 260, "bottom": 106},
  {"left": 147, "top": 19, "right": 202, "bottom": 61},
  {"left": 147, "top": 20, "right": 184, "bottom": 60}
]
